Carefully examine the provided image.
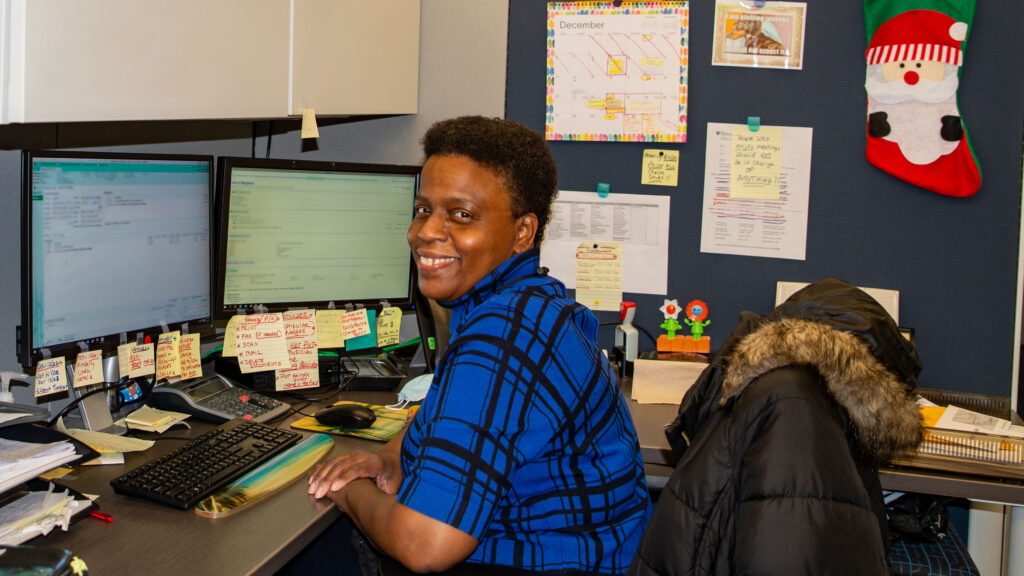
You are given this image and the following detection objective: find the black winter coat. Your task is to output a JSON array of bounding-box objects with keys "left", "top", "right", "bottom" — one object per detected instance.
[{"left": 628, "top": 278, "right": 924, "bottom": 576}]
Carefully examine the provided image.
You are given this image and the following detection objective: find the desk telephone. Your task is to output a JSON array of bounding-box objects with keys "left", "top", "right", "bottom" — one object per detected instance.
[{"left": 151, "top": 374, "right": 289, "bottom": 423}]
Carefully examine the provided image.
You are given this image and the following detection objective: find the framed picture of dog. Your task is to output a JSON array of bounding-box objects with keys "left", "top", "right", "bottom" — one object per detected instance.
[{"left": 712, "top": 1, "right": 807, "bottom": 70}]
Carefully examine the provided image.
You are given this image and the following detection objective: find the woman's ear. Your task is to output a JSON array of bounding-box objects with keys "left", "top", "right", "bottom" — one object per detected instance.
[{"left": 513, "top": 213, "right": 539, "bottom": 253}]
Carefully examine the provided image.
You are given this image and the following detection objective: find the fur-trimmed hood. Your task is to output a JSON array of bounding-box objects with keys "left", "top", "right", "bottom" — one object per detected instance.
[{"left": 723, "top": 317, "right": 923, "bottom": 464}]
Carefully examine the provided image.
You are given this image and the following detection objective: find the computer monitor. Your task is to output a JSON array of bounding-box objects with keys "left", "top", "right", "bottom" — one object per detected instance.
[
  {"left": 19, "top": 150, "right": 215, "bottom": 371},
  {"left": 214, "top": 157, "right": 420, "bottom": 319}
]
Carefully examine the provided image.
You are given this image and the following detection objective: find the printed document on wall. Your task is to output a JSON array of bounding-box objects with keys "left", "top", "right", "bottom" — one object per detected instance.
[
  {"left": 700, "top": 122, "right": 812, "bottom": 260},
  {"left": 540, "top": 190, "right": 669, "bottom": 295}
]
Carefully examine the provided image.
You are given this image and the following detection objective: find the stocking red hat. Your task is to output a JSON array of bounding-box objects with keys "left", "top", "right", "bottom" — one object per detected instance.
[{"left": 866, "top": 9, "right": 968, "bottom": 66}]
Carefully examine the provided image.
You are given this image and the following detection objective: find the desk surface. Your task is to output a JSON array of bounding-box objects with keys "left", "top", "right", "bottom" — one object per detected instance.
[
  {"left": 40, "top": 388, "right": 395, "bottom": 576},
  {"left": 624, "top": 383, "right": 1024, "bottom": 507}
]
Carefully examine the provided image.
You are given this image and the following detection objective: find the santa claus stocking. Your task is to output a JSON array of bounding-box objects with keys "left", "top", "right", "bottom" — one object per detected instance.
[{"left": 864, "top": 0, "right": 981, "bottom": 198}]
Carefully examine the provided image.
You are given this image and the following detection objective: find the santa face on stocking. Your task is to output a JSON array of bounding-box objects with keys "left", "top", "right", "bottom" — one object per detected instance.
[{"left": 864, "top": 9, "right": 981, "bottom": 198}]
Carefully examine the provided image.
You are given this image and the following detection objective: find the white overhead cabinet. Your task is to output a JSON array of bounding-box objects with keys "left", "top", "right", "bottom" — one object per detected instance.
[{"left": 0, "top": 0, "right": 419, "bottom": 123}]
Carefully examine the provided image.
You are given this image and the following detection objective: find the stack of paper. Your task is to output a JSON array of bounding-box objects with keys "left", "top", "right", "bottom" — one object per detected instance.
[
  {"left": 121, "top": 406, "right": 190, "bottom": 433},
  {"left": 0, "top": 440, "right": 78, "bottom": 494},
  {"left": 0, "top": 484, "right": 91, "bottom": 545}
]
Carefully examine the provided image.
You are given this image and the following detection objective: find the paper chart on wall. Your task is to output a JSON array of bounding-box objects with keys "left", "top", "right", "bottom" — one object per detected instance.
[
  {"left": 540, "top": 190, "right": 669, "bottom": 295},
  {"left": 546, "top": 1, "right": 690, "bottom": 143},
  {"left": 699, "top": 122, "right": 812, "bottom": 260}
]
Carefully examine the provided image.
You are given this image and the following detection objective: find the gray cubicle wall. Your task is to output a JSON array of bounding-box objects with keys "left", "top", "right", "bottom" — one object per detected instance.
[{"left": 506, "top": 1, "right": 1024, "bottom": 403}]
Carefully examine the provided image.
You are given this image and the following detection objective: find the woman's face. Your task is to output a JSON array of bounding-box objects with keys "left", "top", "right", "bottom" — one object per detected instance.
[{"left": 408, "top": 155, "right": 537, "bottom": 303}]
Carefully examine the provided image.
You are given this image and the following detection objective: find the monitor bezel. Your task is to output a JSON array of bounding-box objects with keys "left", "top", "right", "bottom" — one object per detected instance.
[
  {"left": 213, "top": 156, "right": 421, "bottom": 321},
  {"left": 18, "top": 149, "right": 217, "bottom": 370}
]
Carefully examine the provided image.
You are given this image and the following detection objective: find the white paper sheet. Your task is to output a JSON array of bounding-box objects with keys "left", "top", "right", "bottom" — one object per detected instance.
[
  {"left": 700, "top": 122, "right": 813, "bottom": 260},
  {"left": 541, "top": 190, "right": 670, "bottom": 295}
]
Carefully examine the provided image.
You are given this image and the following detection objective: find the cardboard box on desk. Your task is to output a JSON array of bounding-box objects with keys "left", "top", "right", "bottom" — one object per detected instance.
[{"left": 631, "top": 358, "right": 708, "bottom": 405}]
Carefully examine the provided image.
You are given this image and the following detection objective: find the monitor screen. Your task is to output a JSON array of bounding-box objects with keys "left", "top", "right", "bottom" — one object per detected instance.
[
  {"left": 19, "top": 151, "right": 215, "bottom": 369},
  {"left": 215, "top": 157, "right": 420, "bottom": 318}
]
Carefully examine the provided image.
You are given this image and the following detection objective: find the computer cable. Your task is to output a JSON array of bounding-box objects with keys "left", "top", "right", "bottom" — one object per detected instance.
[{"left": 46, "top": 382, "right": 123, "bottom": 428}]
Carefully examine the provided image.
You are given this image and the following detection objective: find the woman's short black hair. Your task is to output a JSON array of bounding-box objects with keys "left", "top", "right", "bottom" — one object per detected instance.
[{"left": 422, "top": 115, "right": 558, "bottom": 246}]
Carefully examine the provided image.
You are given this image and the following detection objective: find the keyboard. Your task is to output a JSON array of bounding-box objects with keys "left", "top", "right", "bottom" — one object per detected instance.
[{"left": 111, "top": 418, "right": 301, "bottom": 509}]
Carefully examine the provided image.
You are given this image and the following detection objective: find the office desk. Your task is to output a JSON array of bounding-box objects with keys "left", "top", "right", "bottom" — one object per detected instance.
[{"left": 38, "top": 388, "right": 395, "bottom": 576}]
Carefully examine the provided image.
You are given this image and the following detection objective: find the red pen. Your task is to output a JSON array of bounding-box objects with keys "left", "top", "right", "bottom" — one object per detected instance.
[{"left": 90, "top": 510, "right": 114, "bottom": 523}]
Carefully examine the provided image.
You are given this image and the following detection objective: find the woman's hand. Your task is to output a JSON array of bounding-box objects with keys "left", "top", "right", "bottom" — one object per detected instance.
[{"left": 307, "top": 450, "right": 400, "bottom": 498}]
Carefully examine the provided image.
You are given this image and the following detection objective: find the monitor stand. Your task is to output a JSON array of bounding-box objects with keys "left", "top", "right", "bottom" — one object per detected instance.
[{"left": 67, "top": 356, "right": 127, "bottom": 435}]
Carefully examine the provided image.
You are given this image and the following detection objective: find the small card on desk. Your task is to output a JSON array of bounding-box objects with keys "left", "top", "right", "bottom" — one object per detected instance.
[{"left": 631, "top": 359, "right": 708, "bottom": 405}]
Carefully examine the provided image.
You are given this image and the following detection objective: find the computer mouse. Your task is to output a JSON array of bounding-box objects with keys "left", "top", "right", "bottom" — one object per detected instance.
[{"left": 313, "top": 403, "right": 377, "bottom": 429}]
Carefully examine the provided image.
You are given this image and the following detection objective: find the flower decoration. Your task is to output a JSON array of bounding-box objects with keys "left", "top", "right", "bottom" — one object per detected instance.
[
  {"left": 660, "top": 299, "right": 680, "bottom": 319},
  {"left": 686, "top": 300, "right": 708, "bottom": 322}
]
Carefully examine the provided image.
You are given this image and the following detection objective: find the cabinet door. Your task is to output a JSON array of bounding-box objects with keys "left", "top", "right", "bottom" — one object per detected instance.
[
  {"left": 7, "top": 0, "right": 289, "bottom": 123},
  {"left": 290, "top": 0, "right": 420, "bottom": 117}
]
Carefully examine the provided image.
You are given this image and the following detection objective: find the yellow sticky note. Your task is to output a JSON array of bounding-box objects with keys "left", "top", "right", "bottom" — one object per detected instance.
[
  {"left": 376, "top": 307, "right": 403, "bottom": 347},
  {"left": 282, "top": 310, "right": 318, "bottom": 372},
  {"left": 223, "top": 315, "right": 240, "bottom": 357},
  {"left": 235, "top": 313, "right": 289, "bottom": 373},
  {"left": 730, "top": 125, "right": 782, "bottom": 199},
  {"left": 301, "top": 108, "right": 319, "bottom": 139},
  {"left": 575, "top": 241, "right": 623, "bottom": 312},
  {"left": 156, "top": 331, "right": 182, "bottom": 380},
  {"left": 117, "top": 343, "right": 134, "bottom": 379},
  {"left": 179, "top": 333, "right": 203, "bottom": 380},
  {"left": 316, "top": 310, "right": 345, "bottom": 348},
  {"left": 130, "top": 343, "right": 156, "bottom": 377},
  {"left": 35, "top": 357, "right": 69, "bottom": 397},
  {"left": 74, "top": 350, "right": 104, "bottom": 388},
  {"left": 641, "top": 149, "right": 680, "bottom": 186},
  {"left": 343, "top": 309, "right": 372, "bottom": 341}
]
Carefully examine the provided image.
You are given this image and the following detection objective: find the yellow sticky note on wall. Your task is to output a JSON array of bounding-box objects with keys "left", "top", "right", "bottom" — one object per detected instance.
[{"left": 641, "top": 149, "right": 680, "bottom": 186}]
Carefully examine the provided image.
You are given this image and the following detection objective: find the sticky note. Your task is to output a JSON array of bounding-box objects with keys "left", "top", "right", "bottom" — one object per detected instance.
[
  {"left": 316, "top": 310, "right": 345, "bottom": 348},
  {"left": 301, "top": 109, "right": 319, "bottom": 139},
  {"left": 343, "top": 309, "right": 372, "bottom": 341},
  {"left": 74, "top": 351, "right": 104, "bottom": 388},
  {"left": 117, "top": 343, "right": 134, "bottom": 380},
  {"left": 641, "top": 149, "right": 680, "bottom": 186},
  {"left": 35, "top": 357, "right": 69, "bottom": 397},
  {"left": 376, "top": 307, "right": 402, "bottom": 347},
  {"left": 179, "top": 334, "right": 203, "bottom": 380},
  {"left": 222, "top": 315, "right": 240, "bottom": 357},
  {"left": 235, "top": 313, "right": 289, "bottom": 374},
  {"left": 276, "top": 310, "right": 319, "bottom": 390},
  {"left": 346, "top": 310, "right": 377, "bottom": 351},
  {"left": 729, "top": 125, "right": 782, "bottom": 199},
  {"left": 156, "top": 331, "right": 182, "bottom": 380},
  {"left": 130, "top": 343, "right": 156, "bottom": 377}
]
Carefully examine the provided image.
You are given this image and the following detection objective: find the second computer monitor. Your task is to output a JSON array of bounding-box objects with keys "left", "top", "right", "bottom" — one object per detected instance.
[{"left": 215, "top": 157, "right": 421, "bottom": 317}]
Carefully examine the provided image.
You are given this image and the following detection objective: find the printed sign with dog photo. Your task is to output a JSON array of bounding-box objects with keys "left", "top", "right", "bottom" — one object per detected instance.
[{"left": 712, "top": 1, "right": 807, "bottom": 70}]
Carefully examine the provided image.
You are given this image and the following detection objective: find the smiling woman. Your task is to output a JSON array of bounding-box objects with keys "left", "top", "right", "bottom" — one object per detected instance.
[{"left": 307, "top": 116, "right": 652, "bottom": 575}]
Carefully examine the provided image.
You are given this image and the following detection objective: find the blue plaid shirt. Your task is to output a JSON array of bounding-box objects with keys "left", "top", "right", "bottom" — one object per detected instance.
[{"left": 398, "top": 249, "right": 651, "bottom": 574}]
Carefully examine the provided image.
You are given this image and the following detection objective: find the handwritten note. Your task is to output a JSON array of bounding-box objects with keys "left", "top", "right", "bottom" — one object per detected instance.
[
  {"left": 729, "top": 125, "right": 782, "bottom": 199},
  {"left": 641, "top": 149, "right": 680, "bottom": 187},
  {"left": 155, "top": 331, "right": 181, "bottom": 380},
  {"left": 343, "top": 309, "right": 372, "bottom": 341},
  {"left": 117, "top": 343, "right": 134, "bottom": 380},
  {"left": 575, "top": 242, "right": 623, "bottom": 312},
  {"left": 235, "top": 313, "right": 289, "bottom": 374},
  {"left": 74, "top": 351, "right": 104, "bottom": 388},
  {"left": 315, "top": 310, "right": 345, "bottom": 348},
  {"left": 222, "top": 315, "right": 241, "bottom": 357},
  {"left": 179, "top": 333, "right": 203, "bottom": 380},
  {"left": 376, "top": 307, "right": 403, "bottom": 347},
  {"left": 35, "top": 357, "right": 69, "bottom": 397},
  {"left": 130, "top": 343, "right": 156, "bottom": 377},
  {"left": 275, "top": 310, "right": 319, "bottom": 391}
]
